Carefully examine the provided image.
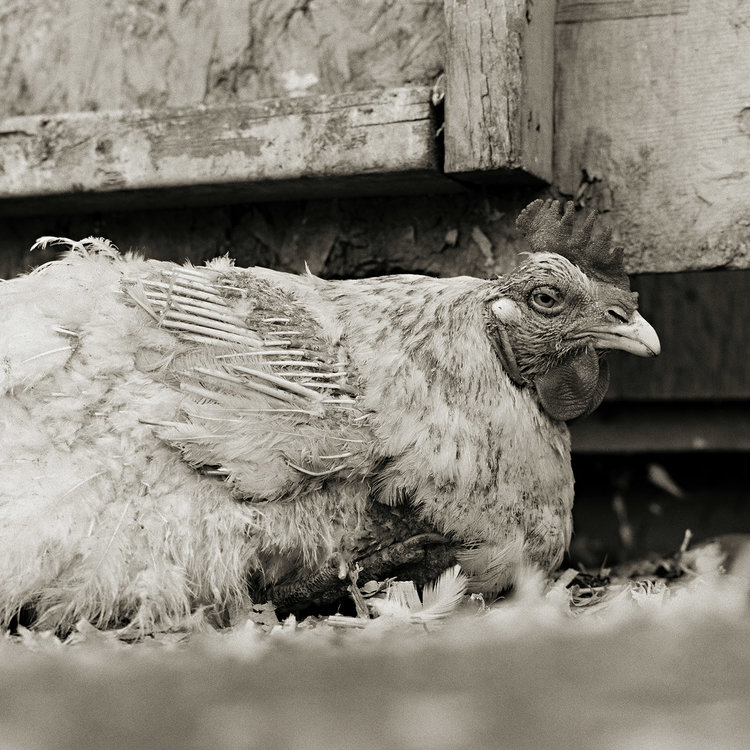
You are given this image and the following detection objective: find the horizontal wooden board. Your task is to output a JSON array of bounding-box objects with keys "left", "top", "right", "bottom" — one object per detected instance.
[
  {"left": 0, "top": 87, "right": 461, "bottom": 215},
  {"left": 570, "top": 403, "right": 750, "bottom": 453}
]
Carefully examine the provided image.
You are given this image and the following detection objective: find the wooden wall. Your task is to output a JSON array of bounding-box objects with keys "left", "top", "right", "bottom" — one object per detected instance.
[
  {"left": 554, "top": 0, "right": 750, "bottom": 274},
  {"left": 2, "top": 1, "right": 749, "bottom": 272},
  {"left": 609, "top": 270, "right": 750, "bottom": 400}
]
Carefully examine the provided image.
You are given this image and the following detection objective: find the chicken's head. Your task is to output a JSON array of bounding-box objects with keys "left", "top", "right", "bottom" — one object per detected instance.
[{"left": 487, "top": 199, "right": 660, "bottom": 421}]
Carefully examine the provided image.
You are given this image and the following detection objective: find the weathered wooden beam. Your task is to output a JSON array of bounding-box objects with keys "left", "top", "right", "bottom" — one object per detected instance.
[
  {"left": 442, "top": 0, "right": 554, "bottom": 183},
  {"left": 555, "top": 0, "right": 750, "bottom": 272},
  {"left": 0, "top": 87, "right": 462, "bottom": 216},
  {"left": 570, "top": 403, "right": 750, "bottom": 453}
]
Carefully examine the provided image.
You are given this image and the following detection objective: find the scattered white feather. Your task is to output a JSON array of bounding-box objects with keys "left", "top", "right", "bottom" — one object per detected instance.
[
  {"left": 366, "top": 565, "right": 468, "bottom": 623},
  {"left": 31, "top": 236, "right": 120, "bottom": 259},
  {"left": 3, "top": 563, "right": 750, "bottom": 750}
]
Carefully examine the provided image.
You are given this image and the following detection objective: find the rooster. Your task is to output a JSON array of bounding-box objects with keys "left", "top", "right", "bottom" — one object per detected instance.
[{"left": 0, "top": 200, "right": 659, "bottom": 633}]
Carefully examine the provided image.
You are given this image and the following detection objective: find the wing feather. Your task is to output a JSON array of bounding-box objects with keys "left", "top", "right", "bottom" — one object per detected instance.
[{"left": 122, "top": 262, "right": 372, "bottom": 501}]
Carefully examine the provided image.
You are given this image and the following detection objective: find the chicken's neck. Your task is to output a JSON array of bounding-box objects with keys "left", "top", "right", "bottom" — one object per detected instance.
[{"left": 325, "top": 275, "right": 575, "bottom": 590}]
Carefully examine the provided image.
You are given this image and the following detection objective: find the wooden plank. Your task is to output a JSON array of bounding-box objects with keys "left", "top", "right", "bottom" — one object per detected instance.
[
  {"left": 0, "top": 87, "right": 461, "bottom": 215},
  {"left": 555, "top": 0, "right": 750, "bottom": 272},
  {"left": 443, "top": 0, "right": 554, "bottom": 183},
  {"left": 570, "top": 403, "right": 750, "bottom": 453}
]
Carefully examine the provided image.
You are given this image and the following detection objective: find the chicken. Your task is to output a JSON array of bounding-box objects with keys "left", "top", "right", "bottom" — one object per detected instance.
[{"left": 0, "top": 200, "right": 659, "bottom": 633}]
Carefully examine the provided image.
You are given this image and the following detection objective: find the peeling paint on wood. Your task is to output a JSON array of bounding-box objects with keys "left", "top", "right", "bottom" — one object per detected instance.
[
  {"left": 0, "top": 87, "right": 461, "bottom": 214},
  {"left": 1, "top": 0, "right": 748, "bottom": 277}
]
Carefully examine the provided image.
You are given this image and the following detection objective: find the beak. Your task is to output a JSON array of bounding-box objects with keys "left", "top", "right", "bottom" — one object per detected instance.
[{"left": 585, "top": 310, "right": 661, "bottom": 357}]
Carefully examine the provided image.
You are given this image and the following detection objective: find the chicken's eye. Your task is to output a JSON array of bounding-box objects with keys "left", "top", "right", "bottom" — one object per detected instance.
[{"left": 529, "top": 287, "right": 563, "bottom": 314}]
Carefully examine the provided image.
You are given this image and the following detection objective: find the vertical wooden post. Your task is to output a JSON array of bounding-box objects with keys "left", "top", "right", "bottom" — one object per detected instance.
[{"left": 443, "top": 0, "right": 554, "bottom": 183}]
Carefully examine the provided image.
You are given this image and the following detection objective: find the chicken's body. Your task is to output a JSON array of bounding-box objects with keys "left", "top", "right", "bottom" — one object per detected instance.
[{"left": 0, "top": 202, "right": 659, "bottom": 632}]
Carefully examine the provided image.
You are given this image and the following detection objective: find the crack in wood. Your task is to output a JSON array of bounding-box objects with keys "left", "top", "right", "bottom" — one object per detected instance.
[{"left": 556, "top": 0, "right": 690, "bottom": 24}]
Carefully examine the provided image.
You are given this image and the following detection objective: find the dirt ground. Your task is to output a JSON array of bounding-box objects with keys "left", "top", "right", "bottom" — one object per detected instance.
[
  {"left": 2, "top": 522, "right": 750, "bottom": 750},
  {"left": 1, "top": 579, "right": 749, "bottom": 750}
]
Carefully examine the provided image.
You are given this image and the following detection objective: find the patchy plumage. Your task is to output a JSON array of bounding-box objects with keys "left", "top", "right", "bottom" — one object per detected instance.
[{"left": 0, "top": 201, "right": 659, "bottom": 633}]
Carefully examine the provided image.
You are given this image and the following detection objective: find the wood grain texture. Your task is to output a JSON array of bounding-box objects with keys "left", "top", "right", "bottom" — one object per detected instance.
[
  {"left": 0, "top": 87, "right": 460, "bottom": 213},
  {"left": 556, "top": 0, "right": 689, "bottom": 23},
  {"left": 0, "top": 0, "right": 445, "bottom": 116},
  {"left": 606, "top": 270, "right": 750, "bottom": 400},
  {"left": 555, "top": 0, "right": 750, "bottom": 272},
  {"left": 443, "top": 0, "right": 554, "bottom": 182}
]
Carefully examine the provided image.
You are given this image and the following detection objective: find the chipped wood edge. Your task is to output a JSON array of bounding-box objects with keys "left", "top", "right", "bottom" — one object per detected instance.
[
  {"left": 0, "top": 86, "right": 463, "bottom": 216},
  {"left": 443, "top": 0, "right": 554, "bottom": 183}
]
